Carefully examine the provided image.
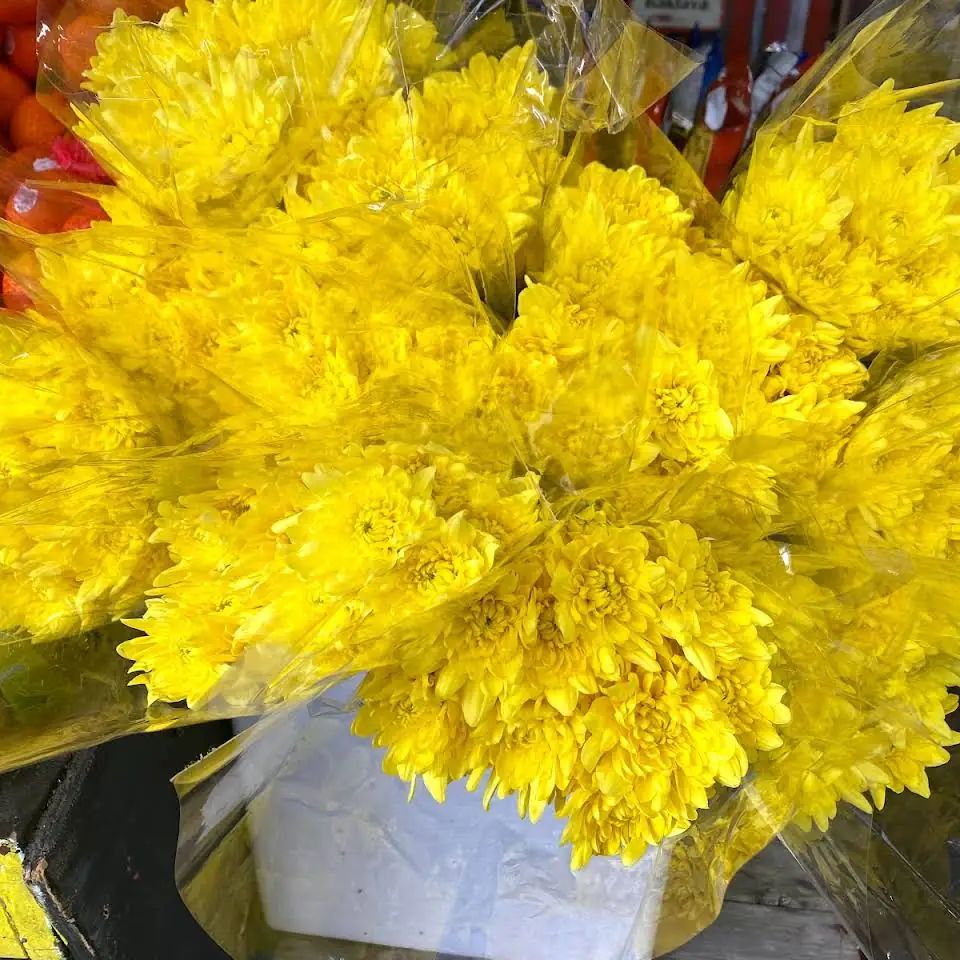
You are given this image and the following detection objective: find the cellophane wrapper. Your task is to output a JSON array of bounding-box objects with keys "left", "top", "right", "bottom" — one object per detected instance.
[
  {"left": 0, "top": 0, "right": 956, "bottom": 956},
  {"left": 3, "top": 0, "right": 695, "bottom": 760},
  {"left": 782, "top": 738, "right": 960, "bottom": 960},
  {"left": 654, "top": 0, "right": 960, "bottom": 956}
]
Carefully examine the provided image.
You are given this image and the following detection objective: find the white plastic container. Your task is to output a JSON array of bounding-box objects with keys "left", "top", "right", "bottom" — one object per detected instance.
[{"left": 229, "top": 707, "right": 667, "bottom": 960}]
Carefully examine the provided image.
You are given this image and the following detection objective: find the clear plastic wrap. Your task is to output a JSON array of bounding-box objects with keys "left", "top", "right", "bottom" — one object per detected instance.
[
  {"left": 784, "top": 740, "right": 960, "bottom": 960},
  {"left": 652, "top": 1, "right": 960, "bottom": 953},
  {"left": 723, "top": 0, "right": 960, "bottom": 352},
  {"left": 0, "top": 1, "right": 707, "bottom": 760},
  {"left": 0, "top": 1, "right": 958, "bottom": 958}
]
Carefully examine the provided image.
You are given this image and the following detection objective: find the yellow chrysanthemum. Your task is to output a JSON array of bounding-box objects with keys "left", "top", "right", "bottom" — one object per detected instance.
[
  {"left": 474, "top": 698, "right": 585, "bottom": 824},
  {"left": 816, "top": 347, "right": 960, "bottom": 559},
  {"left": 397, "top": 563, "right": 539, "bottom": 727},
  {"left": 354, "top": 667, "right": 472, "bottom": 803},
  {"left": 345, "top": 509, "right": 787, "bottom": 867},
  {"left": 545, "top": 524, "right": 666, "bottom": 675},
  {"left": 0, "top": 318, "right": 171, "bottom": 642},
  {"left": 76, "top": 0, "right": 443, "bottom": 224},
  {"left": 649, "top": 521, "right": 771, "bottom": 681},
  {"left": 725, "top": 82, "right": 960, "bottom": 352},
  {"left": 119, "top": 439, "right": 545, "bottom": 708},
  {"left": 648, "top": 342, "right": 733, "bottom": 465},
  {"left": 558, "top": 662, "right": 744, "bottom": 870}
]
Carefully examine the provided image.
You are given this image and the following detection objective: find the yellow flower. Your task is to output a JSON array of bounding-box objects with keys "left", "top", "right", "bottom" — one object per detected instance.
[
  {"left": 354, "top": 667, "right": 471, "bottom": 803},
  {"left": 763, "top": 314, "right": 867, "bottom": 401},
  {"left": 559, "top": 788, "right": 688, "bottom": 871},
  {"left": 286, "top": 462, "right": 439, "bottom": 593},
  {"left": 579, "top": 668, "right": 741, "bottom": 798},
  {"left": 372, "top": 513, "right": 500, "bottom": 618},
  {"left": 515, "top": 585, "right": 605, "bottom": 716},
  {"left": 528, "top": 355, "right": 653, "bottom": 487},
  {"left": 575, "top": 163, "right": 693, "bottom": 236},
  {"left": 651, "top": 521, "right": 771, "bottom": 680},
  {"left": 397, "top": 563, "right": 539, "bottom": 727},
  {"left": 733, "top": 542, "right": 960, "bottom": 836},
  {"left": 545, "top": 524, "right": 666, "bottom": 675},
  {"left": 668, "top": 461, "right": 781, "bottom": 543},
  {"left": 725, "top": 125, "right": 854, "bottom": 254},
  {"left": 541, "top": 172, "right": 679, "bottom": 321},
  {"left": 558, "top": 661, "right": 745, "bottom": 869},
  {"left": 649, "top": 342, "right": 733, "bottom": 465},
  {"left": 706, "top": 657, "right": 790, "bottom": 756},
  {"left": 654, "top": 252, "right": 791, "bottom": 415},
  {"left": 823, "top": 347, "right": 960, "bottom": 558},
  {"left": 509, "top": 283, "right": 594, "bottom": 368},
  {"left": 471, "top": 699, "right": 585, "bottom": 824}
]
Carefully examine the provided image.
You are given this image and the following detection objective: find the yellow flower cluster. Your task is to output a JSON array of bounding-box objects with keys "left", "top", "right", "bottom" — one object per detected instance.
[
  {"left": 0, "top": 0, "right": 957, "bottom": 877},
  {"left": 499, "top": 163, "right": 867, "bottom": 486},
  {"left": 282, "top": 41, "right": 560, "bottom": 275},
  {"left": 747, "top": 540, "right": 960, "bottom": 832},
  {"left": 37, "top": 193, "right": 497, "bottom": 437},
  {"left": 725, "top": 82, "right": 960, "bottom": 353},
  {"left": 756, "top": 346, "right": 960, "bottom": 830},
  {"left": 77, "top": 0, "right": 440, "bottom": 224},
  {"left": 357, "top": 511, "right": 788, "bottom": 869},
  {"left": 822, "top": 348, "right": 960, "bottom": 559},
  {"left": 656, "top": 525, "right": 960, "bottom": 952},
  {"left": 120, "top": 440, "right": 544, "bottom": 708},
  {"left": 79, "top": 0, "right": 552, "bottom": 280},
  {"left": 0, "top": 316, "right": 170, "bottom": 642}
]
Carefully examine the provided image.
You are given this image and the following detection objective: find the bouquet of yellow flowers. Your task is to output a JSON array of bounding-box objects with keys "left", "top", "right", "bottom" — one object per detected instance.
[{"left": 0, "top": 0, "right": 958, "bottom": 955}]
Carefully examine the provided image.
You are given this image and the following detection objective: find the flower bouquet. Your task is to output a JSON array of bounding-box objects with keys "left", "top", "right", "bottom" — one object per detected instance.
[{"left": 0, "top": 0, "right": 957, "bottom": 955}]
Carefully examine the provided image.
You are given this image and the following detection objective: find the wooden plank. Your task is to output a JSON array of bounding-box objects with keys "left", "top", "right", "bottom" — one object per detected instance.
[
  {"left": 724, "top": 840, "right": 827, "bottom": 912},
  {"left": 663, "top": 840, "right": 863, "bottom": 960},
  {"left": 666, "top": 901, "right": 860, "bottom": 960}
]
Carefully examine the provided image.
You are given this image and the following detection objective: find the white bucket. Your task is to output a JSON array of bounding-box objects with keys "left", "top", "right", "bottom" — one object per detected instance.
[{"left": 231, "top": 707, "right": 667, "bottom": 960}]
